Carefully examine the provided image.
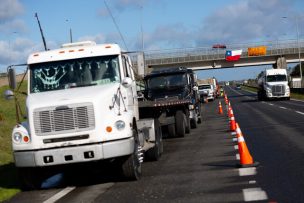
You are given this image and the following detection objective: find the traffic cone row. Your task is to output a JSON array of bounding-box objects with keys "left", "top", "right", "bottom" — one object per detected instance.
[{"left": 219, "top": 95, "right": 258, "bottom": 168}]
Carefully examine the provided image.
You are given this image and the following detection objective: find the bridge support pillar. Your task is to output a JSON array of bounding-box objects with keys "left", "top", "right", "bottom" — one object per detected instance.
[{"left": 273, "top": 56, "right": 287, "bottom": 69}]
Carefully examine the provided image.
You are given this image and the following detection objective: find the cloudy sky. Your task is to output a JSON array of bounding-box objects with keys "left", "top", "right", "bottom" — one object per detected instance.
[{"left": 0, "top": 0, "right": 303, "bottom": 80}]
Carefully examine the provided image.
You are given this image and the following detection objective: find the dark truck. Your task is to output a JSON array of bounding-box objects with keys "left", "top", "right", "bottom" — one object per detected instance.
[{"left": 138, "top": 67, "right": 202, "bottom": 137}]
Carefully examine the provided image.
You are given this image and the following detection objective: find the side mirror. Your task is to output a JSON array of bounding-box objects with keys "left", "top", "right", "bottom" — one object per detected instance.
[
  {"left": 4, "top": 89, "right": 14, "bottom": 100},
  {"left": 122, "top": 77, "right": 133, "bottom": 88},
  {"left": 8, "top": 67, "right": 17, "bottom": 90}
]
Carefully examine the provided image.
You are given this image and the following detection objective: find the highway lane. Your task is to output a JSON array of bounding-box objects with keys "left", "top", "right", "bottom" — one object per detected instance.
[
  {"left": 6, "top": 99, "right": 267, "bottom": 203},
  {"left": 225, "top": 86, "right": 304, "bottom": 202}
]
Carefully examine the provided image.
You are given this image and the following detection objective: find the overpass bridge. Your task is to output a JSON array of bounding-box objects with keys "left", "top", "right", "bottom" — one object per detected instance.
[{"left": 132, "top": 39, "right": 304, "bottom": 73}]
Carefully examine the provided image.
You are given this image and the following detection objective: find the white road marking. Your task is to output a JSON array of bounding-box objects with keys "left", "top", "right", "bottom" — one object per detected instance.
[
  {"left": 43, "top": 187, "right": 75, "bottom": 203},
  {"left": 268, "top": 103, "right": 274, "bottom": 106},
  {"left": 232, "top": 138, "right": 238, "bottom": 142},
  {"left": 243, "top": 188, "right": 268, "bottom": 201},
  {"left": 236, "top": 153, "right": 240, "bottom": 160},
  {"left": 231, "top": 132, "right": 236, "bottom": 136},
  {"left": 238, "top": 167, "right": 257, "bottom": 176},
  {"left": 279, "top": 106, "right": 287, "bottom": 109},
  {"left": 296, "top": 111, "right": 304, "bottom": 115},
  {"left": 234, "top": 145, "right": 239, "bottom": 150}
]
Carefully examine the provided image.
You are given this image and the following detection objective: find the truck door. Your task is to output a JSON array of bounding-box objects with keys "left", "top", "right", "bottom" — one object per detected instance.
[{"left": 122, "top": 55, "right": 139, "bottom": 120}]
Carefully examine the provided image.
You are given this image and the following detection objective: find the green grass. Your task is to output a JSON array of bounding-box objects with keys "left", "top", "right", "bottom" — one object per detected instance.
[
  {"left": 0, "top": 82, "right": 27, "bottom": 202},
  {"left": 291, "top": 92, "right": 304, "bottom": 100}
]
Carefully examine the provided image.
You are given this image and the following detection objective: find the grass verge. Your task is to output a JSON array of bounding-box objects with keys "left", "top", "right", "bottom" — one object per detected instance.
[{"left": 0, "top": 82, "right": 27, "bottom": 202}]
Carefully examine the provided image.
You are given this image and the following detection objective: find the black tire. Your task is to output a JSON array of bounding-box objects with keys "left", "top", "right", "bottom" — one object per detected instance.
[
  {"left": 18, "top": 167, "right": 44, "bottom": 190},
  {"left": 197, "top": 104, "right": 202, "bottom": 124},
  {"left": 257, "top": 90, "right": 263, "bottom": 101},
  {"left": 167, "top": 123, "right": 176, "bottom": 137},
  {"left": 190, "top": 111, "right": 198, "bottom": 129},
  {"left": 145, "top": 119, "right": 163, "bottom": 161},
  {"left": 185, "top": 109, "right": 191, "bottom": 134},
  {"left": 175, "top": 111, "right": 186, "bottom": 137},
  {"left": 122, "top": 129, "right": 142, "bottom": 180}
]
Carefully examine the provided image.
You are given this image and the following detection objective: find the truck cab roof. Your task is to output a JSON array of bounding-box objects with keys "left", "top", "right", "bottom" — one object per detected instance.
[
  {"left": 27, "top": 41, "right": 123, "bottom": 65},
  {"left": 144, "top": 67, "right": 193, "bottom": 79}
]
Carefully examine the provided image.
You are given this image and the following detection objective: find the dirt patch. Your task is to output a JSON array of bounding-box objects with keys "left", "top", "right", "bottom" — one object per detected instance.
[{"left": 0, "top": 74, "right": 27, "bottom": 87}]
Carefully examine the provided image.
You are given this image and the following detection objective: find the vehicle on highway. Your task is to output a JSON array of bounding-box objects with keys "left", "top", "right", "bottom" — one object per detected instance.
[
  {"left": 212, "top": 44, "right": 226, "bottom": 49},
  {"left": 257, "top": 69, "right": 290, "bottom": 100},
  {"left": 142, "top": 67, "right": 202, "bottom": 136},
  {"left": 198, "top": 84, "right": 215, "bottom": 102},
  {"left": 5, "top": 41, "right": 163, "bottom": 189},
  {"left": 235, "top": 84, "right": 242, "bottom": 90}
]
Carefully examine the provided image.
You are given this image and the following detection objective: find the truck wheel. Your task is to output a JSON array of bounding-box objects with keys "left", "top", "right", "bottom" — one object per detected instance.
[
  {"left": 167, "top": 123, "right": 176, "bottom": 137},
  {"left": 122, "top": 129, "right": 142, "bottom": 180},
  {"left": 185, "top": 110, "right": 191, "bottom": 134},
  {"left": 18, "top": 167, "right": 43, "bottom": 190},
  {"left": 197, "top": 104, "right": 202, "bottom": 124},
  {"left": 146, "top": 119, "right": 163, "bottom": 161},
  {"left": 190, "top": 113, "right": 198, "bottom": 129},
  {"left": 175, "top": 111, "right": 186, "bottom": 137}
]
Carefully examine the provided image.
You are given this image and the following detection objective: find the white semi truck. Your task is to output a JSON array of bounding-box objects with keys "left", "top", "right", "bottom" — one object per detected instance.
[
  {"left": 6, "top": 41, "right": 163, "bottom": 189},
  {"left": 257, "top": 69, "right": 290, "bottom": 100}
]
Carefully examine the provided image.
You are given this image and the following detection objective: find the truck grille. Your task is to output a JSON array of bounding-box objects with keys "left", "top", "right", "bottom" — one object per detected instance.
[
  {"left": 33, "top": 103, "right": 95, "bottom": 136},
  {"left": 272, "top": 85, "right": 285, "bottom": 96}
]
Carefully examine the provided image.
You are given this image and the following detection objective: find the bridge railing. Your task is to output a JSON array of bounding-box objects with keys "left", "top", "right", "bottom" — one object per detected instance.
[{"left": 131, "top": 39, "right": 304, "bottom": 65}]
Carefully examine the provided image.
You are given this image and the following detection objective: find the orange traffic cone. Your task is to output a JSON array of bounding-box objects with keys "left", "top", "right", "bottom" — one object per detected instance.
[
  {"left": 218, "top": 101, "right": 223, "bottom": 114},
  {"left": 236, "top": 123, "right": 259, "bottom": 168},
  {"left": 230, "top": 115, "right": 236, "bottom": 131}
]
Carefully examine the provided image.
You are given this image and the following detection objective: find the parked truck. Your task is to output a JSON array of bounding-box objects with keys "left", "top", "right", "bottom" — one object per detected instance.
[
  {"left": 140, "top": 67, "right": 202, "bottom": 138},
  {"left": 257, "top": 69, "right": 290, "bottom": 100},
  {"left": 5, "top": 41, "right": 163, "bottom": 189}
]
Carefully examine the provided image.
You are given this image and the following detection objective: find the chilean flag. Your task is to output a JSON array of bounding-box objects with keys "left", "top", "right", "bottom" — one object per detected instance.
[{"left": 225, "top": 50, "right": 242, "bottom": 61}]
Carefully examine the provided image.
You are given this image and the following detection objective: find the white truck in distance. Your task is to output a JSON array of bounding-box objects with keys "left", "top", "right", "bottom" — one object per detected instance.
[
  {"left": 7, "top": 41, "right": 163, "bottom": 189},
  {"left": 257, "top": 68, "right": 290, "bottom": 100}
]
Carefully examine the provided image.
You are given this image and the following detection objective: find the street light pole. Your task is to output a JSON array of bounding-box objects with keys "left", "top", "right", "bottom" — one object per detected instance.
[
  {"left": 282, "top": 16, "right": 303, "bottom": 87},
  {"left": 295, "top": 17, "right": 303, "bottom": 87}
]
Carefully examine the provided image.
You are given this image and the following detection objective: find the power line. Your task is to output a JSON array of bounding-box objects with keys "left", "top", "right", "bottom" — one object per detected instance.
[{"left": 104, "top": 0, "right": 128, "bottom": 51}]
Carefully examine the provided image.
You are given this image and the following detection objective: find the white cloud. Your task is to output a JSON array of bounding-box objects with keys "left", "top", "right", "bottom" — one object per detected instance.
[
  {"left": 195, "top": 0, "right": 296, "bottom": 45},
  {"left": 0, "top": 0, "right": 24, "bottom": 21}
]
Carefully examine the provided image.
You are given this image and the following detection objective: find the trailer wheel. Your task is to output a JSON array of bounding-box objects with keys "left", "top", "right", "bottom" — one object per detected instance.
[
  {"left": 175, "top": 111, "right": 186, "bottom": 137},
  {"left": 122, "top": 129, "right": 142, "bottom": 180},
  {"left": 146, "top": 119, "right": 163, "bottom": 161},
  {"left": 167, "top": 123, "right": 176, "bottom": 137}
]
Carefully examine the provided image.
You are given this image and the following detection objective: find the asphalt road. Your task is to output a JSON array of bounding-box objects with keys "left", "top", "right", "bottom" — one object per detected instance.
[
  {"left": 225, "top": 86, "right": 304, "bottom": 203},
  {"left": 6, "top": 87, "right": 304, "bottom": 203}
]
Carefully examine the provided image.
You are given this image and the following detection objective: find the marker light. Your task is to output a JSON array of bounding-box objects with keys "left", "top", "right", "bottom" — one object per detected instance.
[
  {"left": 106, "top": 126, "right": 112, "bottom": 133},
  {"left": 23, "top": 135, "right": 30, "bottom": 143}
]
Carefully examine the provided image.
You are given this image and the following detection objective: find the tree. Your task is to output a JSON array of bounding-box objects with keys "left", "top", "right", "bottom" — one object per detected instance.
[{"left": 290, "top": 62, "right": 304, "bottom": 77}]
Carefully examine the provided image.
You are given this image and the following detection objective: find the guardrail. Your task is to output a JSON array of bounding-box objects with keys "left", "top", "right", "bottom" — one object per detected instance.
[{"left": 131, "top": 39, "right": 304, "bottom": 65}]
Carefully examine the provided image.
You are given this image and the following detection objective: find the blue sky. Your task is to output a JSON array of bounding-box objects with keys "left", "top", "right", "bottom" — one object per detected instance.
[{"left": 0, "top": 0, "right": 303, "bottom": 81}]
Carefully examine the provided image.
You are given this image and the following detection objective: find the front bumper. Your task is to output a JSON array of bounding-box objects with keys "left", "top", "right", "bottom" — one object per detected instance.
[{"left": 14, "top": 137, "right": 134, "bottom": 167}]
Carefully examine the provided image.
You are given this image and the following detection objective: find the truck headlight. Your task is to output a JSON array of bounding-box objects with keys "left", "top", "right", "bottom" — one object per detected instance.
[
  {"left": 13, "top": 132, "right": 22, "bottom": 143},
  {"left": 115, "top": 120, "right": 125, "bottom": 131}
]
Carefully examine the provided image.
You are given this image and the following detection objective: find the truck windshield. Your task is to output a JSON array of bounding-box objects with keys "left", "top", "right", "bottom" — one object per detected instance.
[
  {"left": 30, "top": 55, "right": 120, "bottom": 93},
  {"left": 199, "top": 85, "right": 211, "bottom": 90},
  {"left": 266, "top": 74, "right": 287, "bottom": 82},
  {"left": 146, "top": 73, "right": 187, "bottom": 90}
]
